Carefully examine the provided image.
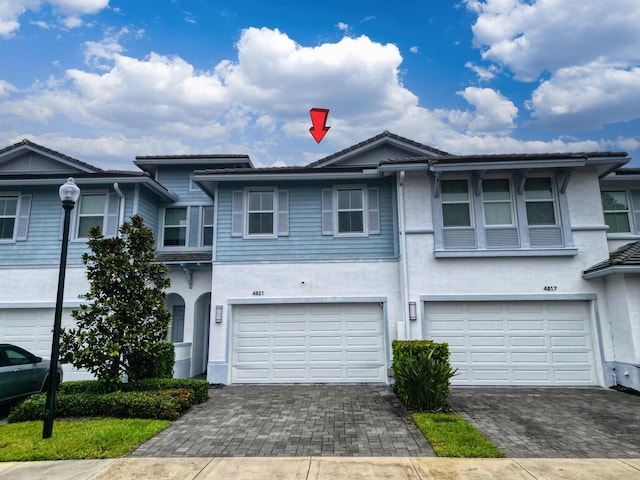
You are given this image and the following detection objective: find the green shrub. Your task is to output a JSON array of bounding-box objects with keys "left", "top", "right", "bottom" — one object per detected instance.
[
  {"left": 8, "top": 390, "right": 185, "bottom": 423},
  {"left": 59, "top": 378, "right": 208, "bottom": 406},
  {"left": 392, "top": 340, "right": 457, "bottom": 412},
  {"left": 127, "top": 342, "right": 175, "bottom": 381}
]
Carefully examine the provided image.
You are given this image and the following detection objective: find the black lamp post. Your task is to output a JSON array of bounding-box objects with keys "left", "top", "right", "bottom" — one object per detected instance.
[{"left": 43, "top": 177, "right": 80, "bottom": 439}]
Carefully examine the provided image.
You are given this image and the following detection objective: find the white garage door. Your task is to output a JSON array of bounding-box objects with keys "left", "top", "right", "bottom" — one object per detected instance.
[
  {"left": 0, "top": 308, "right": 56, "bottom": 356},
  {"left": 231, "top": 303, "right": 386, "bottom": 383},
  {"left": 425, "top": 301, "right": 598, "bottom": 385}
]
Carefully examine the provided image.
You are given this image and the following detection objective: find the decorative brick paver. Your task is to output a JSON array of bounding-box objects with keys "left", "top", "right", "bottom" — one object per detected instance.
[
  {"left": 130, "top": 384, "right": 435, "bottom": 457},
  {"left": 448, "top": 387, "right": 640, "bottom": 458}
]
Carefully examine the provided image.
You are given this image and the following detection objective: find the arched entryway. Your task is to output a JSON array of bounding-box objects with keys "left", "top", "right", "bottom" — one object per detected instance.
[{"left": 192, "top": 292, "right": 211, "bottom": 376}]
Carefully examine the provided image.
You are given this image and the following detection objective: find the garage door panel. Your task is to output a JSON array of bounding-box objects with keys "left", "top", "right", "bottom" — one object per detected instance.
[
  {"left": 425, "top": 301, "right": 597, "bottom": 386},
  {"left": 232, "top": 303, "right": 385, "bottom": 383}
]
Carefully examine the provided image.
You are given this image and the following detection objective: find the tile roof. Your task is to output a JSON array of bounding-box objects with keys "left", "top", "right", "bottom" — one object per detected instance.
[
  {"left": 0, "top": 139, "right": 103, "bottom": 172},
  {"left": 155, "top": 251, "right": 212, "bottom": 264},
  {"left": 306, "top": 131, "right": 451, "bottom": 168},
  {"left": 381, "top": 151, "right": 628, "bottom": 166},
  {"left": 583, "top": 241, "right": 640, "bottom": 275}
]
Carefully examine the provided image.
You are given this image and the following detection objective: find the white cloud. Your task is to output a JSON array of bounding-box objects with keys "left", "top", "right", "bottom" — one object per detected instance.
[
  {"left": 528, "top": 63, "right": 640, "bottom": 130},
  {"left": 409, "top": 46, "right": 419, "bottom": 54},
  {"left": 456, "top": 87, "right": 518, "bottom": 135},
  {"left": 0, "top": 25, "right": 636, "bottom": 169},
  {"left": 465, "top": 61, "right": 498, "bottom": 81},
  {"left": 336, "top": 22, "right": 349, "bottom": 32},
  {"left": 466, "top": 0, "right": 640, "bottom": 81},
  {"left": 0, "top": 0, "right": 108, "bottom": 37}
]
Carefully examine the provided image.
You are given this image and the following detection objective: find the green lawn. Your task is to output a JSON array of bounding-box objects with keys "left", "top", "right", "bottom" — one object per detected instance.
[
  {"left": 412, "top": 413, "right": 503, "bottom": 458},
  {"left": 0, "top": 418, "right": 171, "bottom": 462}
]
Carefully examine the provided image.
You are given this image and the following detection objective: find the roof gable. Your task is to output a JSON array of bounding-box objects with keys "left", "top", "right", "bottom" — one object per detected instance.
[
  {"left": 307, "top": 131, "right": 450, "bottom": 169},
  {"left": 0, "top": 139, "right": 101, "bottom": 175}
]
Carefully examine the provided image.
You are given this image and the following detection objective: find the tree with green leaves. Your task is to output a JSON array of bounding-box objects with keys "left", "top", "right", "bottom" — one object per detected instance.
[{"left": 60, "top": 215, "right": 173, "bottom": 384}]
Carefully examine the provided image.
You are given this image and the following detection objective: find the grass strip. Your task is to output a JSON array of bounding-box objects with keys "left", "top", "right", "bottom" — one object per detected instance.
[
  {"left": 0, "top": 418, "right": 171, "bottom": 461},
  {"left": 412, "top": 412, "right": 503, "bottom": 458}
]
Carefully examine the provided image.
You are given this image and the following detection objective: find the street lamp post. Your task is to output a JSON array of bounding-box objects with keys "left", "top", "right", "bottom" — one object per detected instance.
[{"left": 43, "top": 177, "right": 80, "bottom": 439}]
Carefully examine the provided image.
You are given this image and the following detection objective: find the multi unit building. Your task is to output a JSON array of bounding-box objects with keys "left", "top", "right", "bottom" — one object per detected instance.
[{"left": 1, "top": 132, "right": 638, "bottom": 391}]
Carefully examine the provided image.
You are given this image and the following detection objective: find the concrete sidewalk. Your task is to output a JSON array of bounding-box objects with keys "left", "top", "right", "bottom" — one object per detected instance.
[{"left": 1, "top": 457, "right": 639, "bottom": 479}]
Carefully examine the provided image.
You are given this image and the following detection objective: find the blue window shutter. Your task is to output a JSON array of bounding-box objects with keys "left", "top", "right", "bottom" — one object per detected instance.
[
  {"left": 16, "top": 194, "right": 31, "bottom": 241},
  {"left": 278, "top": 190, "right": 289, "bottom": 236},
  {"left": 105, "top": 193, "right": 120, "bottom": 237},
  {"left": 368, "top": 188, "right": 380, "bottom": 234},
  {"left": 189, "top": 206, "right": 199, "bottom": 247},
  {"left": 322, "top": 189, "right": 333, "bottom": 235},
  {"left": 231, "top": 191, "right": 244, "bottom": 237}
]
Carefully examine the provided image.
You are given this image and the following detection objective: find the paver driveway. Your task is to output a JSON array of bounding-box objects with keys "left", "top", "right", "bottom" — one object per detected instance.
[
  {"left": 130, "top": 384, "right": 435, "bottom": 457},
  {"left": 448, "top": 387, "right": 640, "bottom": 458}
]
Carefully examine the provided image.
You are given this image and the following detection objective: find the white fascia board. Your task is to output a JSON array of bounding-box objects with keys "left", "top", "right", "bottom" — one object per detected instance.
[
  {"left": 0, "top": 176, "right": 177, "bottom": 201},
  {"left": 582, "top": 265, "right": 640, "bottom": 279},
  {"left": 430, "top": 158, "right": 586, "bottom": 172},
  {"left": 192, "top": 171, "right": 381, "bottom": 182},
  {"left": 377, "top": 163, "right": 430, "bottom": 172}
]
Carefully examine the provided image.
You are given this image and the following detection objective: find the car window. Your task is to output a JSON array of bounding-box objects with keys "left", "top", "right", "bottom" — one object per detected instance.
[{"left": 5, "top": 347, "right": 33, "bottom": 366}]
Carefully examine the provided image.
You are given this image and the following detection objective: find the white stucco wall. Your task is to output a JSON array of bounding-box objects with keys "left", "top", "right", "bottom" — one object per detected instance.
[{"left": 207, "top": 260, "right": 401, "bottom": 383}]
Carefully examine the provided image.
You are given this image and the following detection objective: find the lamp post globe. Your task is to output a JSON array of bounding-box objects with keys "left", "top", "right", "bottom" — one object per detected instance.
[{"left": 43, "top": 177, "right": 80, "bottom": 439}]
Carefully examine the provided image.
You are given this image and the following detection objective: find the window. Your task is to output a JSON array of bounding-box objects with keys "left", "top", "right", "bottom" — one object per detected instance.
[
  {"left": 163, "top": 207, "right": 187, "bottom": 246},
  {"left": 482, "top": 179, "right": 514, "bottom": 226},
  {"left": 337, "top": 188, "right": 364, "bottom": 234},
  {"left": 601, "top": 191, "right": 631, "bottom": 233},
  {"left": 525, "top": 178, "right": 556, "bottom": 225},
  {"left": 201, "top": 206, "right": 214, "bottom": 246},
  {"left": 441, "top": 180, "right": 471, "bottom": 227},
  {"left": 247, "top": 190, "right": 274, "bottom": 235},
  {"left": 0, "top": 196, "right": 18, "bottom": 240},
  {"left": 77, "top": 193, "right": 106, "bottom": 238},
  {"left": 231, "top": 189, "right": 288, "bottom": 238},
  {"left": 170, "top": 305, "right": 185, "bottom": 343}
]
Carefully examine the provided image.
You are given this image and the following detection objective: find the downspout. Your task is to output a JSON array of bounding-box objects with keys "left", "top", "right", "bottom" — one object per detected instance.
[
  {"left": 397, "top": 171, "right": 411, "bottom": 340},
  {"left": 113, "top": 183, "right": 125, "bottom": 236}
]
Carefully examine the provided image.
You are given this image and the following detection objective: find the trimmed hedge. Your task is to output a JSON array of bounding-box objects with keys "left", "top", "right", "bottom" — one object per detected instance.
[
  {"left": 127, "top": 341, "right": 176, "bottom": 381},
  {"left": 392, "top": 340, "right": 457, "bottom": 412},
  {"left": 60, "top": 378, "right": 208, "bottom": 404},
  {"left": 9, "top": 378, "right": 209, "bottom": 423}
]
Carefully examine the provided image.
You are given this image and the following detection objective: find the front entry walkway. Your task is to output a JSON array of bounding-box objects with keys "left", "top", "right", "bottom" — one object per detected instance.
[
  {"left": 130, "top": 385, "right": 435, "bottom": 457},
  {"left": 448, "top": 387, "right": 640, "bottom": 458}
]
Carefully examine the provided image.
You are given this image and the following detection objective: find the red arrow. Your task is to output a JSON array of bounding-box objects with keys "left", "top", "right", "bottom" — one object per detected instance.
[{"left": 309, "top": 108, "right": 330, "bottom": 143}]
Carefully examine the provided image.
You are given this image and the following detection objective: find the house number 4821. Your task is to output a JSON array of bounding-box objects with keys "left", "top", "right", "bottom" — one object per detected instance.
[
  {"left": 252, "top": 290, "right": 264, "bottom": 296},
  {"left": 543, "top": 286, "right": 557, "bottom": 291}
]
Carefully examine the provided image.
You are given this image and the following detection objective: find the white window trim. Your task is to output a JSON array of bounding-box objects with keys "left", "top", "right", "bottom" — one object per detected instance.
[
  {"left": 0, "top": 193, "right": 20, "bottom": 243},
  {"left": 602, "top": 190, "right": 632, "bottom": 235},
  {"left": 334, "top": 185, "right": 369, "bottom": 237},
  {"left": 244, "top": 187, "right": 278, "bottom": 239},
  {"left": 441, "top": 178, "right": 474, "bottom": 230},
  {"left": 74, "top": 191, "right": 108, "bottom": 241},
  {"left": 200, "top": 205, "right": 214, "bottom": 247},
  {"left": 481, "top": 177, "right": 516, "bottom": 228},
  {"left": 161, "top": 205, "right": 190, "bottom": 249},
  {"left": 524, "top": 175, "right": 560, "bottom": 228}
]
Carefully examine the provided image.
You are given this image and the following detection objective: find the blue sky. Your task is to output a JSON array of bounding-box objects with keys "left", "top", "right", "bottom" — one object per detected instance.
[{"left": 1, "top": 0, "right": 639, "bottom": 169}]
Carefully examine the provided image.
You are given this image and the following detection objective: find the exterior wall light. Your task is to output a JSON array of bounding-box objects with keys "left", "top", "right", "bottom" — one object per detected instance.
[{"left": 409, "top": 302, "right": 417, "bottom": 321}]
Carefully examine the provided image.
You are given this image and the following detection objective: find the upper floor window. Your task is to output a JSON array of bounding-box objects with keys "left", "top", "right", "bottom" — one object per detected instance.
[
  {"left": 163, "top": 207, "right": 187, "bottom": 246},
  {"left": 201, "top": 206, "right": 214, "bottom": 246},
  {"left": 482, "top": 179, "right": 514, "bottom": 226},
  {"left": 601, "top": 191, "right": 631, "bottom": 233},
  {"left": 525, "top": 178, "right": 556, "bottom": 225},
  {"left": 0, "top": 196, "right": 18, "bottom": 240},
  {"left": 337, "top": 188, "right": 364, "bottom": 234},
  {"left": 441, "top": 180, "right": 471, "bottom": 227},
  {"left": 76, "top": 193, "right": 106, "bottom": 238},
  {"left": 231, "top": 188, "right": 289, "bottom": 238},
  {"left": 247, "top": 190, "right": 275, "bottom": 236}
]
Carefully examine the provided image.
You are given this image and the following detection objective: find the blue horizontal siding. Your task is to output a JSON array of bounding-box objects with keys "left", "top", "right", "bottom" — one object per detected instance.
[
  {"left": 157, "top": 167, "right": 211, "bottom": 204},
  {"left": 215, "top": 179, "right": 396, "bottom": 261},
  {"left": 135, "top": 188, "right": 160, "bottom": 238}
]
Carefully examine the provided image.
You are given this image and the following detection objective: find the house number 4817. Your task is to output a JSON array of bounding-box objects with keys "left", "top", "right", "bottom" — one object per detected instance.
[{"left": 543, "top": 286, "right": 557, "bottom": 291}]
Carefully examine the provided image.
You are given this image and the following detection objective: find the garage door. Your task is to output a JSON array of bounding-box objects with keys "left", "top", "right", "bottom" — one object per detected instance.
[
  {"left": 425, "top": 301, "right": 598, "bottom": 385},
  {"left": 0, "top": 308, "right": 56, "bottom": 357},
  {"left": 231, "top": 303, "right": 386, "bottom": 383}
]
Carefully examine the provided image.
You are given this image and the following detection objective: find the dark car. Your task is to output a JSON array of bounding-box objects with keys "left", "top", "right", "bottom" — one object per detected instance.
[{"left": 0, "top": 344, "right": 63, "bottom": 406}]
